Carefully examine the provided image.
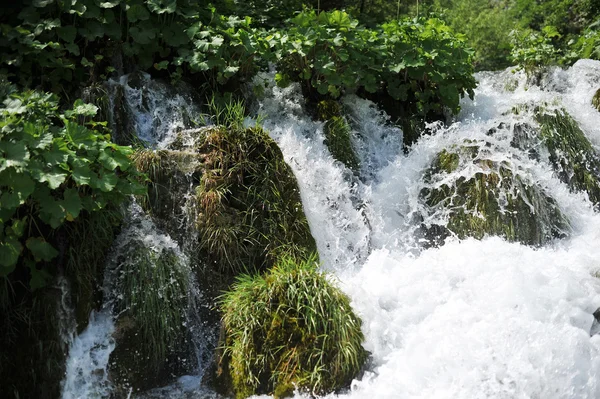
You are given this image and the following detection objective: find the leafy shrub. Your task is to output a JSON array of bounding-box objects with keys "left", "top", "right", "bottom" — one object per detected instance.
[
  {"left": 510, "top": 26, "right": 561, "bottom": 77},
  {"left": 568, "top": 20, "right": 600, "bottom": 61},
  {"left": 271, "top": 10, "right": 475, "bottom": 129},
  {"left": 0, "top": 90, "right": 144, "bottom": 289},
  {"left": 220, "top": 255, "right": 367, "bottom": 398},
  {"left": 0, "top": 0, "right": 267, "bottom": 96}
]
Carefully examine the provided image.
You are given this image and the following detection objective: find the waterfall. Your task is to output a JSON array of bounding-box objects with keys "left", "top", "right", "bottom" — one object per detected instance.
[
  {"left": 256, "top": 60, "right": 600, "bottom": 398},
  {"left": 62, "top": 60, "right": 600, "bottom": 398}
]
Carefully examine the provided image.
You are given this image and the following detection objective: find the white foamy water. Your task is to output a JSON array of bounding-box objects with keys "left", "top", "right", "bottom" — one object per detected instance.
[{"left": 256, "top": 60, "right": 600, "bottom": 399}]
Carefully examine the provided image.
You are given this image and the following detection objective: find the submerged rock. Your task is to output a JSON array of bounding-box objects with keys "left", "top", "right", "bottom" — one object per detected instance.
[
  {"left": 536, "top": 110, "right": 600, "bottom": 207},
  {"left": 317, "top": 100, "right": 360, "bottom": 171},
  {"left": 593, "top": 89, "right": 600, "bottom": 113},
  {"left": 107, "top": 221, "right": 196, "bottom": 393},
  {"left": 419, "top": 145, "right": 570, "bottom": 246},
  {"left": 218, "top": 256, "right": 367, "bottom": 398}
]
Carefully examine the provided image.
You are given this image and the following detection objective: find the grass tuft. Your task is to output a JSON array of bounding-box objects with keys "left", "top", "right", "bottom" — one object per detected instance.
[{"left": 219, "top": 255, "right": 367, "bottom": 398}]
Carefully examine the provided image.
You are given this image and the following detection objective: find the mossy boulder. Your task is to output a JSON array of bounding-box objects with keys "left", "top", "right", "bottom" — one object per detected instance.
[
  {"left": 317, "top": 100, "right": 360, "bottom": 171},
  {"left": 536, "top": 110, "right": 600, "bottom": 207},
  {"left": 218, "top": 256, "right": 367, "bottom": 398},
  {"left": 108, "top": 226, "right": 195, "bottom": 393},
  {"left": 135, "top": 123, "right": 317, "bottom": 275},
  {"left": 419, "top": 145, "right": 570, "bottom": 246},
  {"left": 592, "top": 89, "right": 600, "bottom": 112}
]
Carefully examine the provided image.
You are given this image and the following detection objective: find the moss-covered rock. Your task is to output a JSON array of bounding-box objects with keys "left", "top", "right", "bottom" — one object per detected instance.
[
  {"left": 134, "top": 123, "right": 316, "bottom": 275},
  {"left": 536, "top": 110, "right": 600, "bottom": 207},
  {"left": 420, "top": 146, "right": 570, "bottom": 246},
  {"left": 592, "top": 89, "right": 600, "bottom": 112},
  {"left": 317, "top": 100, "right": 360, "bottom": 171},
  {"left": 219, "top": 256, "right": 367, "bottom": 398},
  {"left": 108, "top": 228, "right": 194, "bottom": 393}
]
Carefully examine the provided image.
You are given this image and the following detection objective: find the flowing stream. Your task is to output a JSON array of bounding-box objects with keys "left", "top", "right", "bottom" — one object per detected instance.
[
  {"left": 257, "top": 60, "right": 600, "bottom": 398},
  {"left": 62, "top": 60, "right": 600, "bottom": 398}
]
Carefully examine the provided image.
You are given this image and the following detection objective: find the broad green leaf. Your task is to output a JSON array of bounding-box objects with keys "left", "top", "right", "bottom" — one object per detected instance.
[
  {"left": 0, "top": 235, "right": 21, "bottom": 275},
  {"left": 130, "top": 26, "right": 155, "bottom": 45},
  {"left": 99, "top": 1, "right": 120, "bottom": 8},
  {"left": 26, "top": 237, "right": 58, "bottom": 262},
  {"left": 57, "top": 25, "right": 77, "bottom": 42},
  {"left": 62, "top": 188, "right": 82, "bottom": 220},
  {"left": 10, "top": 217, "right": 28, "bottom": 237},
  {"left": 3, "top": 98, "right": 26, "bottom": 114},
  {"left": 147, "top": 0, "right": 177, "bottom": 14},
  {"left": 0, "top": 169, "right": 35, "bottom": 208},
  {"left": 36, "top": 168, "right": 68, "bottom": 189},
  {"left": 72, "top": 163, "right": 93, "bottom": 185},
  {"left": 127, "top": 4, "right": 150, "bottom": 22},
  {"left": 0, "top": 141, "right": 30, "bottom": 172},
  {"left": 91, "top": 170, "right": 118, "bottom": 192},
  {"left": 65, "top": 121, "right": 96, "bottom": 148},
  {"left": 28, "top": 263, "right": 53, "bottom": 291},
  {"left": 66, "top": 99, "right": 98, "bottom": 117}
]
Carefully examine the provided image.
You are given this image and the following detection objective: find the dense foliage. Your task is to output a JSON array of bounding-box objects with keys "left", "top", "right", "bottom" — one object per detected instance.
[
  {"left": 0, "top": 89, "right": 144, "bottom": 288},
  {"left": 272, "top": 10, "right": 476, "bottom": 121}
]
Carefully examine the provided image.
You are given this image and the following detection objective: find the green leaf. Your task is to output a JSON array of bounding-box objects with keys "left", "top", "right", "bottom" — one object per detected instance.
[
  {"left": 26, "top": 237, "right": 58, "bottom": 262},
  {"left": 0, "top": 169, "right": 35, "bottom": 208},
  {"left": 130, "top": 26, "right": 156, "bottom": 45},
  {"left": 99, "top": 1, "right": 120, "bottom": 8},
  {"left": 57, "top": 25, "right": 77, "bottom": 42},
  {"left": 66, "top": 99, "right": 98, "bottom": 117},
  {"left": 147, "top": 0, "right": 177, "bottom": 14},
  {"left": 35, "top": 168, "right": 68, "bottom": 189},
  {"left": 62, "top": 188, "right": 82, "bottom": 220},
  {"left": 0, "top": 141, "right": 30, "bottom": 172},
  {"left": 10, "top": 217, "right": 28, "bottom": 238},
  {"left": 0, "top": 235, "right": 21, "bottom": 275},
  {"left": 28, "top": 263, "right": 53, "bottom": 291},
  {"left": 127, "top": 4, "right": 150, "bottom": 22},
  {"left": 91, "top": 170, "right": 118, "bottom": 192}
]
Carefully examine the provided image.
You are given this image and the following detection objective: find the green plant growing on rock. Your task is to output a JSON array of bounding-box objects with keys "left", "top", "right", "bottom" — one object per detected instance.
[
  {"left": 420, "top": 145, "right": 571, "bottom": 246},
  {"left": 109, "top": 230, "right": 193, "bottom": 391},
  {"left": 219, "top": 255, "right": 367, "bottom": 398},
  {"left": 536, "top": 109, "right": 600, "bottom": 207},
  {"left": 317, "top": 100, "right": 360, "bottom": 171},
  {"left": 194, "top": 123, "right": 316, "bottom": 274}
]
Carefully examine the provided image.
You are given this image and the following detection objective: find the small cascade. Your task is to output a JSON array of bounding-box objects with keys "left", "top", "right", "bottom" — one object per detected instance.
[
  {"left": 61, "top": 203, "right": 209, "bottom": 398},
  {"left": 256, "top": 74, "right": 372, "bottom": 270},
  {"left": 106, "top": 72, "right": 200, "bottom": 147}
]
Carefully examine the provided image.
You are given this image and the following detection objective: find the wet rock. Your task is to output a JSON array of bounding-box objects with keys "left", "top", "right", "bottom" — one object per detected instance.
[{"left": 419, "top": 145, "right": 570, "bottom": 246}]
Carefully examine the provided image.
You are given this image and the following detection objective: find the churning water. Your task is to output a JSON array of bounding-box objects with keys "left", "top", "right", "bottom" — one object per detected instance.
[
  {"left": 62, "top": 60, "right": 600, "bottom": 398},
  {"left": 257, "top": 60, "right": 600, "bottom": 399}
]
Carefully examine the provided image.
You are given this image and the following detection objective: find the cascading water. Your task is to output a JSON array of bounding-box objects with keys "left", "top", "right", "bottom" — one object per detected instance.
[
  {"left": 62, "top": 60, "right": 600, "bottom": 398},
  {"left": 256, "top": 60, "right": 600, "bottom": 398}
]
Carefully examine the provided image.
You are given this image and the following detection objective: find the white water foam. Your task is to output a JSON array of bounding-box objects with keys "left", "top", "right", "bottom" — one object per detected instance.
[{"left": 255, "top": 60, "right": 600, "bottom": 398}]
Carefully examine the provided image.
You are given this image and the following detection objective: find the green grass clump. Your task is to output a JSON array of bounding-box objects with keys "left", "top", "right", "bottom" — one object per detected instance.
[
  {"left": 194, "top": 124, "right": 316, "bottom": 274},
  {"left": 219, "top": 255, "right": 367, "bottom": 398},
  {"left": 421, "top": 146, "right": 570, "bottom": 246},
  {"left": 109, "top": 238, "right": 192, "bottom": 390},
  {"left": 317, "top": 100, "right": 360, "bottom": 172},
  {"left": 536, "top": 109, "right": 600, "bottom": 207}
]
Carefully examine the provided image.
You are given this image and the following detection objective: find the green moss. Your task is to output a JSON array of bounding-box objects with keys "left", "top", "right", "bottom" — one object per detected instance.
[
  {"left": 191, "top": 125, "right": 316, "bottom": 274},
  {"left": 421, "top": 147, "right": 570, "bottom": 246},
  {"left": 220, "top": 256, "right": 367, "bottom": 398},
  {"left": 592, "top": 89, "right": 600, "bottom": 113},
  {"left": 109, "top": 238, "right": 193, "bottom": 391},
  {"left": 317, "top": 100, "right": 360, "bottom": 171},
  {"left": 536, "top": 110, "right": 600, "bottom": 207}
]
